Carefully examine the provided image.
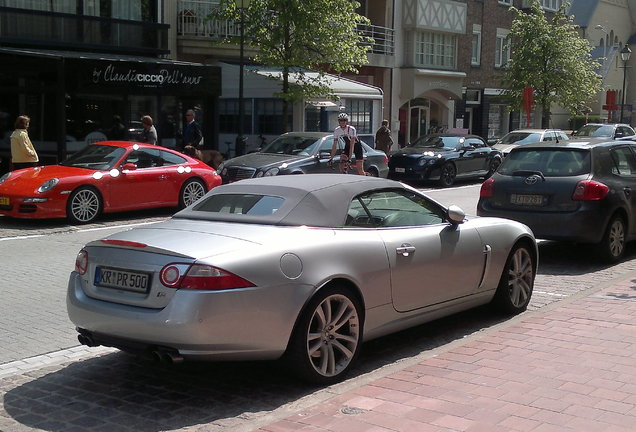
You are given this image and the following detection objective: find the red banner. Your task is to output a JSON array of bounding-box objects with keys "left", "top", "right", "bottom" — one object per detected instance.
[{"left": 522, "top": 87, "right": 533, "bottom": 127}]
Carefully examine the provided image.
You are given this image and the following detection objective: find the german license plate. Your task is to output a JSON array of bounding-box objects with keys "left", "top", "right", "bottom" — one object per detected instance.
[
  {"left": 395, "top": 167, "right": 406, "bottom": 173},
  {"left": 94, "top": 267, "right": 150, "bottom": 293},
  {"left": 510, "top": 194, "right": 544, "bottom": 206},
  {"left": 0, "top": 197, "right": 9, "bottom": 206}
]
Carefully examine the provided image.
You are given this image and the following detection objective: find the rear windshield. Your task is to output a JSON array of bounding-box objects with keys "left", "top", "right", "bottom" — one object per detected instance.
[
  {"left": 575, "top": 124, "right": 613, "bottom": 137},
  {"left": 498, "top": 149, "right": 591, "bottom": 177},
  {"left": 192, "top": 193, "right": 284, "bottom": 216},
  {"left": 499, "top": 132, "right": 542, "bottom": 145}
]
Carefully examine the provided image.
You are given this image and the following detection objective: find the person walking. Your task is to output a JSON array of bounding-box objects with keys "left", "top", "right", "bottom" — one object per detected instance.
[
  {"left": 10, "top": 115, "right": 39, "bottom": 170},
  {"left": 139, "top": 115, "right": 158, "bottom": 145},
  {"left": 330, "top": 112, "right": 365, "bottom": 175},
  {"left": 108, "top": 115, "right": 126, "bottom": 140},
  {"left": 374, "top": 119, "right": 394, "bottom": 155},
  {"left": 182, "top": 109, "right": 202, "bottom": 149}
]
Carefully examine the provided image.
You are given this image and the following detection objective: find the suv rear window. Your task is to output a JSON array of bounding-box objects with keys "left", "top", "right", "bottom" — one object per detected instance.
[{"left": 498, "top": 149, "right": 590, "bottom": 177}]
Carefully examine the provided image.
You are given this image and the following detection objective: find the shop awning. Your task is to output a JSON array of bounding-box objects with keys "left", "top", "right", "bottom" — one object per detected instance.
[
  {"left": 220, "top": 63, "right": 383, "bottom": 101},
  {"left": 0, "top": 47, "right": 221, "bottom": 96}
]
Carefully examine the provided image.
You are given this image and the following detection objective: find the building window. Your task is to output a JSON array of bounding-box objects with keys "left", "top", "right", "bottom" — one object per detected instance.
[
  {"left": 495, "top": 29, "right": 511, "bottom": 68},
  {"left": 415, "top": 31, "right": 456, "bottom": 69},
  {"left": 219, "top": 99, "right": 252, "bottom": 134},
  {"left": 345, "top": 100, "right": 373, "bottom": 134},
  {"left": 471, "top": 25, "right": 481, "bottom": 66},
  {"left": 498, "top": 0, "right": 512, "bottom": 5},
  {"left": 255, "top": 99, "right": 286, "bottom": 135},
  {"left": 540, "top": 0, "right": 562, "bottom": 11}
]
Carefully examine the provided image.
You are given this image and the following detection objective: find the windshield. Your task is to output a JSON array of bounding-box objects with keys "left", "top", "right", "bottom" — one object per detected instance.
[
  {"left": 499, "top": 132, "right": 542, "bottom": 145},
  {"left": 260, "top": 135, "right": 323, "bottom": 156},
  {"left": 410, "top": 136, "right": 463, "bottom": 149},
  {"left": 575, "top": 124, "right": 613, "bottom": 137},
  {"left": 60, "top": 145, "right": 126, "bottom": 170},
  {"left": 498, "top": 148, "right": 591, "bottom": 177}
]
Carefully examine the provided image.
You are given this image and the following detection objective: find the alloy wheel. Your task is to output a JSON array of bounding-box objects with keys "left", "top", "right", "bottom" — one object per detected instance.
[
  {"left": 306, "top": 293, "right": 360, "bottom": 378},
  {"left": 505, "top": 247, "right": 534, "bottom": 309},
  {"left": 181, "top": 179, "right": 206, "bottom": 207},
  {"left": 70, "top": 188, "right": 101, "bottom": 223}
]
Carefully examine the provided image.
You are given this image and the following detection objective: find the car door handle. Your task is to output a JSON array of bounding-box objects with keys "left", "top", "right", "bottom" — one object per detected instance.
[
  {"left": 159, "top": 175, "right": 167, "bottom": 180},
  {"left": 396, "top": 244, "right": 416, "bottom": 257}
]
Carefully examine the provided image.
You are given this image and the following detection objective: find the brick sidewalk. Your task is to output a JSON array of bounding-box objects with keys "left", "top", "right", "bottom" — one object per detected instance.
[{"left": 254, "top": 277, "right": 636, "bottom": 432}]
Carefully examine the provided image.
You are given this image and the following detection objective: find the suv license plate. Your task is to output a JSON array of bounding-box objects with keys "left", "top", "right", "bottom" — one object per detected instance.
[
  {"left": 395, "top": 167, "right": 406, "bottom": 173},
  {"left": 510, "top": 194, "right": 544, "bottom": 206},
  {"left": 95, "top": 267, "right": 150, "bottom": 293}
]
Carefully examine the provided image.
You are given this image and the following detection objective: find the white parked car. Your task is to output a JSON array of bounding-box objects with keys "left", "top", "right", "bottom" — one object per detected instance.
[{"left": 492, "top": 129, "right": 569, "bottom": 156}]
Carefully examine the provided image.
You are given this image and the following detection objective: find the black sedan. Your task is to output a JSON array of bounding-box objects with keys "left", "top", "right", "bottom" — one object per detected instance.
[
  {"left": 218, "top": 132, "right": 389, "bottom": 183},
  {"left": 478, "top": 139, "right": 636, "bottom": 262},
  {"left": 388, "top": 134, "right": 502, "bottom": 186}
]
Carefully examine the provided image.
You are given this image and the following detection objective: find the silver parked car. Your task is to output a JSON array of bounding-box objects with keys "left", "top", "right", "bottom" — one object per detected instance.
[
  {"left": 492, "top": 129, "right": 569, "bottom": 157},
  {"left": 67, "top": 174, "right": 537, "bottom": 383}
]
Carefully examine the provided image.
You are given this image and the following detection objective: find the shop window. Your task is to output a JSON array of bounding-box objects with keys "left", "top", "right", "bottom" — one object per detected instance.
[
  {"left": 345, "top": 100, "right": 372, "bottom": 134},
  {"left": 255, "top": 99, "right": 286, "bottom": 135},
  {"left": 219, "top": 99, "right": 252, "bottom": 134}
]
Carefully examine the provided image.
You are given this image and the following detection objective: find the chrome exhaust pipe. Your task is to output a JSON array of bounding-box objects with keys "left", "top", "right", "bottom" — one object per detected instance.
[
  {"left": 151, "top": 350, "right": 184, "bottom": 364},
  {"left": 161, "top": 351, "right": 184, "bottom": 364},
  {"left": 77, "top": 334, "right": 96, "bottom": 347}
]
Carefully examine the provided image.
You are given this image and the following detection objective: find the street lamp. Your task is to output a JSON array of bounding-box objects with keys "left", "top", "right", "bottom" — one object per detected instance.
[
  {"left": 595, "top": 24, "right": 608, "bottom": 60},
  {"left": 235, "top": 0, "right": 250, "bottom": 157},
  {"left": 620, "top": 44, "right": 631, "bottom": 123}
]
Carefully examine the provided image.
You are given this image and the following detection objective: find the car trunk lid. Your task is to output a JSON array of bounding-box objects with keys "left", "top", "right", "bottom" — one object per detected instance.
[{"left": 79, "top": 219, "right": 263, "bottom": 308}]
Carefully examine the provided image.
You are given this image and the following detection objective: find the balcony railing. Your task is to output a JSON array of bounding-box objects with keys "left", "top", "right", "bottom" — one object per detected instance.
[
  {"left": 177, "top": 0, "right": 394, "bottom": 56},
  {"left": 357, "top": 23, "right": 395, "bottom": 56},
  {"left": 0, "top": 6, "right": 168, "bottom": 55}
]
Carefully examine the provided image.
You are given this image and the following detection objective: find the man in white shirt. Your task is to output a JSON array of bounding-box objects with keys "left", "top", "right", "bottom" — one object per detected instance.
[{"left": 330, "top": 112, "right": 366, "bottom": 175}]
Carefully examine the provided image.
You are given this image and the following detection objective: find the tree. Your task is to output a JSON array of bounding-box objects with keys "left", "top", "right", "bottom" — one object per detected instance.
[
  {"left": 501, "top": 0, "right": 602, "bottom": 128},
  {"left": 213, "top": 0, "right": 372, "bottom": 132}
]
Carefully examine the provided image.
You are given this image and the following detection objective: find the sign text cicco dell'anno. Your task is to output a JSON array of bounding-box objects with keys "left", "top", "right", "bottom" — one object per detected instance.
[{"left": 92, "top": 64, "right": 203, "bottom": 87}]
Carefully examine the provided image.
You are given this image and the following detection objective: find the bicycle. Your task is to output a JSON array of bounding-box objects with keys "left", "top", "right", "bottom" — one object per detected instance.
[{"left": 328, "top": 156, "right": 368, "bottom": 175}]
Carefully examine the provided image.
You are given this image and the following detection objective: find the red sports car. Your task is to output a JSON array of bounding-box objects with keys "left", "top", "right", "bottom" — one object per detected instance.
[{"left": 0, "top": 141, "right": 222, "bottom": 224}]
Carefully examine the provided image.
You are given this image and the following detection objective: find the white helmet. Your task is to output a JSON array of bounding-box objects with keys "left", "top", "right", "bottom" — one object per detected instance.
[{"left": 338, "top": 112, "right": 349, "bottom": 121}]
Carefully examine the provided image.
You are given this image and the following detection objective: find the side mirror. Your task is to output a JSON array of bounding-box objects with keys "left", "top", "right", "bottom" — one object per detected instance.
[
  {"left": 121, "top": 162, "right": 137, "bottom": 171},
  {"left": 615, "top": 131, "right": 625, "bottom": 138},
  {"left": 447, "top": 205, "right": 465, "bottom": 225},
  {"left": 318, "top": 150, "right": 331, "bottom": 159}
]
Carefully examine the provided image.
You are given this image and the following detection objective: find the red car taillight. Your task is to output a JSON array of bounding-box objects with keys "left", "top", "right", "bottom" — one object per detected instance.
[
  {"left": 160, "top": 263, "right": 255, "bottom": 291},
  {"left": 480, "top": 177, "right": 495, "bottom": 198},
  {"left": 572, "top": 180, "right": 609, "bottom": 201},
  {"left": 383, "top": 154, "right": 388, "bottom": 165},
  {"left": 75, "top": 249, "right": 88, "bottom": 275},
  {"left": 100, "top": 239, "right": 148, "bottom": 248}
]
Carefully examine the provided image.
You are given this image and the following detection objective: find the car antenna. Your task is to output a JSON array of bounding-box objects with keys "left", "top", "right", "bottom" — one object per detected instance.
[{"left": 550, "top": 117, "right": 559, "bottom": 143}]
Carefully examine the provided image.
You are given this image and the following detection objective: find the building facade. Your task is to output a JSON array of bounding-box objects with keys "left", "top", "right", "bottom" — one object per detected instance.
[{"left": 0, "top": 0, "right": 221, "bottom": 174}]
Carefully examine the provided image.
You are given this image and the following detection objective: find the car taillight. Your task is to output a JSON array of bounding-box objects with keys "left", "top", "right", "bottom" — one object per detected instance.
[
  {"left": 75, "top": 249, "right": 88, "bottom": 275},
  {"left": 100, "top": 239, "right": 148, "bottom": 248},
  {"left": 383, "top": 154, "right": 388, "bottom": 165},
  {"left": 480, "top": 178, "right": 495, "bottom": 198},
  {"left": 160, "top": 263, "right": 255, "bottom": 290},
  {"left": 572, "top": 180, "right": 609, "bottom": 201}
]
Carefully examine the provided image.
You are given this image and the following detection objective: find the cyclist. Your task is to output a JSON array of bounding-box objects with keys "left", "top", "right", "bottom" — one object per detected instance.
[{"left": 330, "top": 112, "right": 366, "bottom": 175}]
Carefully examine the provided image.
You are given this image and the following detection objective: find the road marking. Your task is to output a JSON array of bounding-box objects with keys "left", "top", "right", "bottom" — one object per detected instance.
[
  {"left": 0, "top": 345, "right": 116, "bottom": 379},
  {"left": 0, "top": 221, "right": 161, "bottom": 241}
]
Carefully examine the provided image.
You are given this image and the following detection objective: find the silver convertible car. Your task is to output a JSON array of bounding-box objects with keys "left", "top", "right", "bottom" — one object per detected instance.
[{"left": 67, "top": 175, "right": 537, "bottom": 384}]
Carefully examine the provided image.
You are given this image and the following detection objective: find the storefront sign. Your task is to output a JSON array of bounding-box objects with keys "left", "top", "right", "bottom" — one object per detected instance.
[{"left": 70, "top": 59, "right": 221, "bottom": 96}]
